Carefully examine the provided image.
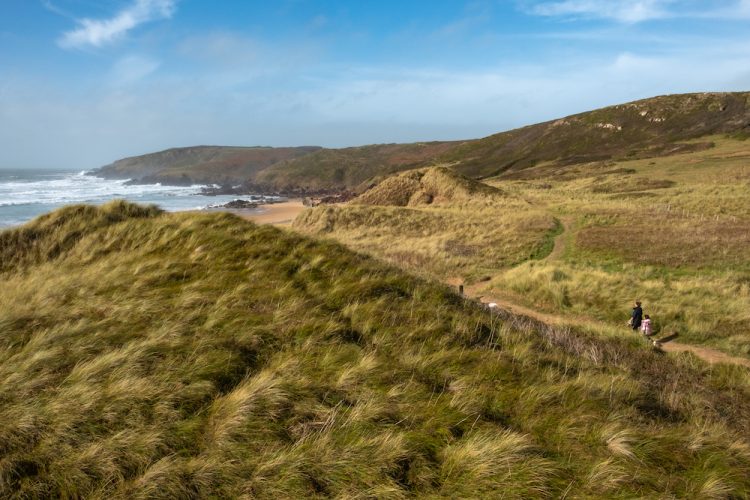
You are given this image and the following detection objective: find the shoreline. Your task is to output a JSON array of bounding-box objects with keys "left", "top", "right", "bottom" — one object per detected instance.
[{"left": 207, "top": 199, "right": 307, "bottom": 226}]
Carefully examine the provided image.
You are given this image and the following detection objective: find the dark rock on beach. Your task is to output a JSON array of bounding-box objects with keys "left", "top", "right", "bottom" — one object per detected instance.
[{"left": 218, "top": 199, "right": 258, "bottom": 209}]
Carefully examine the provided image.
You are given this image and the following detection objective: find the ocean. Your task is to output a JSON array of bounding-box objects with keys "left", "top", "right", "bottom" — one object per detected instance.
[{"left": 0, "top": 169, "right": 266, "bottom": 228}]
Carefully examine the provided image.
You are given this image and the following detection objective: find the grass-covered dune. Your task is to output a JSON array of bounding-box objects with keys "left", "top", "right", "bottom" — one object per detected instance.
[
  {"left": 352, "top": 166, "right": 503, "bottom": 207},
  {"left": 254, "top": 142, "right": 460, "bottom": 192},
  {"left": 2, "top": 202, "right": 750, "bottom": 498},
  {"left": 295, "top": 166, "right": 555, "bottom": 279}
]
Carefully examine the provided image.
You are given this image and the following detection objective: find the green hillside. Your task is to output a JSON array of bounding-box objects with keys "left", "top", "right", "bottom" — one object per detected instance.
[
  {"left": 254, "top": 142, "right": 460, "bottom": 191},
  {"left": 91, "top": 142, "right": 458, "bottom": 191},
  {"left": 296, "top": 134, "right": 750, "bottom": 359},
  {"left": 352, "top": 166, "right": 503, "bottom": 207},
  {"left": 92, "top": 146, "right": 322, "bottom": 185},
  {"left": 444, "top": 92, "right": 750, "bottom": 179},
  {"left": 91, "top": 92, "right": 750, "bottom": 192},
  {"left": 2, "top": 202, "right": 750, "bottom": 498}
]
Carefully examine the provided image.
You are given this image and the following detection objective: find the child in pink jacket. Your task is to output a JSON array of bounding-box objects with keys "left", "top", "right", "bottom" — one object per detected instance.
[{"left": 641, "top": 315, "right": 653, "bottom": 337}]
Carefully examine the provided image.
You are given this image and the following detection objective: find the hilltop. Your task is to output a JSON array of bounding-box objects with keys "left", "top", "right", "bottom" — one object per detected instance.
[
  {"left": 254, "top": 142, "right": 460, "bottom": 192},
  {"left": 296, "top": 134, "right": 750, "bottom": 359},
  {"left": 92, "top": 145, "right": 322, "bottom": 186},
  {"left": 91, "top": 142, "right": 458, "bottom": 192},
  {"left": 443, "top": 92, "right": 750, "bottom": 179},
  {"left": 91, "top": 92, "right": 750, "bottom": 192},
  {"left": 353, "top": 166, "right": 503, "bottom": 207},
  {"left": 294, "top": 166, "right": 548, "bottom": 278},
  {"left": 2, "top": 202, "right": 750, "bottom": 497}
]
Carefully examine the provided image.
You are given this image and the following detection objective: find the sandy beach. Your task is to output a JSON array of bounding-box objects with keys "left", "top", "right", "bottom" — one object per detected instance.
[{"left": 239, "top": 199, "right": 307, "bottom": 226}]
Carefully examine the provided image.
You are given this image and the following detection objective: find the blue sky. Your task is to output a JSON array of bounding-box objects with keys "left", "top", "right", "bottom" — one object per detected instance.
[{"left": 2, "top": 0, "right": 750, "bottom": 168}]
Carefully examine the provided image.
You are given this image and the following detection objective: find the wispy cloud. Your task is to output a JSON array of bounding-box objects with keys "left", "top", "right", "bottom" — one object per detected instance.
[
  {"left": 41, "top": 1, "right": 75, "bottom": 20},
  {"left": 110, "top": 55, "right": 160, "bottom": 85},
  {"left": 525, "top": 0, "right": 750, "bottom": 23},
  {"left": 527, "top": 0, "right": 672, "bottom": 23},
  {"left": 58, "top": 0, "right": 177, "bottom": 49}
]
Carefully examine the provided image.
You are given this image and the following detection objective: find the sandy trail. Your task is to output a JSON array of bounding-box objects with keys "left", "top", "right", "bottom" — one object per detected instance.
[
  {"left": 238, "top": 200, "right": 307, "bottom": 226},
  {"left": 547, "top": 218, "right": 571, "bottom": 261},
  {"left": 446, "top": 276, "right": 750, "bottom": 369},
  {"left": 238, "top": 199, "right": 749, "bottom": 368}
]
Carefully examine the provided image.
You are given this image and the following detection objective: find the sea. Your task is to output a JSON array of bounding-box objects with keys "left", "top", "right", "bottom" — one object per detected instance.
[{"left": 0, "top": 168, "right": 267, "bottom": 229}]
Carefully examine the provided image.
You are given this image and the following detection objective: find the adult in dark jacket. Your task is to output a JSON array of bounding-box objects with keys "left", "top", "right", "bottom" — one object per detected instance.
[{"left": 630, "top": 301, "right": 643, "bottom": 331}]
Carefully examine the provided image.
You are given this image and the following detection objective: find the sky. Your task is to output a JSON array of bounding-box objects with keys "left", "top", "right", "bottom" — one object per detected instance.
[{"left": 2, "top": 1, "right": 750, "bottom": 169}]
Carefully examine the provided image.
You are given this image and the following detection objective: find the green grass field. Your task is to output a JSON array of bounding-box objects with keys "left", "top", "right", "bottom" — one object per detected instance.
[
  {"left": 484, "top": 136, "right": 750, "bottom": 356},
  {"left": 294, "top": 167, "right": 558, "bottom": 280},
  {"left": 3, "top": 202, "right": 750, "bottom": 497},
  {"left": 294, "top": 137, "right": 750, "bottom": 358}
]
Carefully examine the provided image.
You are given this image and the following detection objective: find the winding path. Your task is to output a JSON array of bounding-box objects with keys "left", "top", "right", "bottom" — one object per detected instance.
[
  {"left": 546, "top": 217, "right": 570, "bottom": 261},
  {"left": 449, "top": 218, "right": 750, "bottom": 369},
  {"left": 463, "top": 285, "right": 750, "bottom": 368}
]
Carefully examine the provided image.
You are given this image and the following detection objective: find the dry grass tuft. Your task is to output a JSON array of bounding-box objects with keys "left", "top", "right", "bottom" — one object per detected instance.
[{"left": 2, "top": 202, "right": 750, "bottom": 497}]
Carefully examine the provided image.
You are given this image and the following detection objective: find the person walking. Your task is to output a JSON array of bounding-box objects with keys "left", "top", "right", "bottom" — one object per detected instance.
[
  {"left": 628, "top": 300, "right": 643, "bottom": 331},
  {"left": 641, "top": 314, "right": 653, "bottom": 337}
]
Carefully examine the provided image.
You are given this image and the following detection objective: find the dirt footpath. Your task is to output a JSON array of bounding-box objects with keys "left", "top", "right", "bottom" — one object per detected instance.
[{"left": 448, "top": 279, "right": 750, "bottom": 369}]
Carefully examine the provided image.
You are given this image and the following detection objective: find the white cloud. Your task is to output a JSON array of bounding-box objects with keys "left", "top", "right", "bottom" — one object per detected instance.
[
  {"left": 527, "top": 0, "right": 750, "bottom": 22},
  {"left": 177, "top": 33, "right": 260, "bottom": 66},
  {"left": 703, "top": 0, "right": 750, "bottom": 18},
  {"left": 529, "top": 0, "right": 671, "bottom": 23},
  {"left": 110, "top": 55, "right": 160, "bottom": 85},
  {"left": 58, "top": 0, "right": 177, "bottom": 49}
]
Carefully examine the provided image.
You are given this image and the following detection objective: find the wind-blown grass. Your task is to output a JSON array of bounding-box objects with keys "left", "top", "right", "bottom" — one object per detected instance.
[{"left": 1, "top": 202, "right": 750, "bottom": 498}]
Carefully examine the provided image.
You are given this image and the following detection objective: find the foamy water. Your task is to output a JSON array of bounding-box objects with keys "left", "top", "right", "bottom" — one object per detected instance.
[{"left": 0, "top": 169, "right": 267, "bottom": 228}]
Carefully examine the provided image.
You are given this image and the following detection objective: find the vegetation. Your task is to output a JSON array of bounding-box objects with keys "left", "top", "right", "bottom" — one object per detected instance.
[
  {"left": 441, "top": 92, "right": 750, "bottom": 179},
  {"left": 93, "top": 142, "right": 459, "bottom": 191},
  {"left": 2, "top": 201, "right": 750, "bottom": 498},
  {"left": 93, "top": 92, "right": 750, "bottom": 192},
  {"left": 294, "top": 136, "right": 750, "bottom": 359},
  {"left": 352, "top": 166, "right": 503, "bottom": 207},
  {"left": 479, "top": 136, "right": 750, "bottom": 357},
  {"left": 255, "top": 142, "right": 460, "bottom": 191},
  {"left": 92, "top": 146, "right": 322, "bottom": 186},
  {"left": 294, "top": 167, "right": 555, "bottom": 279}
]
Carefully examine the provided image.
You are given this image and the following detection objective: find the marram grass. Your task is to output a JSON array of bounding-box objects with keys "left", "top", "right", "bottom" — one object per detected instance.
[{"left": 1, "top": 201, "right": 750, "bottom": 498}]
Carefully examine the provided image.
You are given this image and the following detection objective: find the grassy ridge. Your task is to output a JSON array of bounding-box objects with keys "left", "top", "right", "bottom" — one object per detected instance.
[
  {"left": 93, "top": 146, "right": 323, "bottom": 185},
  {"left": 442, "top": 92, "right": 750, "bottom": 179},
  {"left": 2, "top": 202, "right": 750, "bottom": 497},
  {"left": 93, "top": 142, "right": 458, "bottom": 190},
  {"left": 92, "top": 92, "right": 750, "bottom": 191},
  {"left": 295, "top": 168, "right": 554, "bottom": 279},
  {"left": 255, "top": 142, "right": 460, "bottom": 191},
  {"left": 293, "top": 137, "right": 750, "bottom": 358},
  {"left": 483, "top": 136, "right": 750, "bottom": 355}
]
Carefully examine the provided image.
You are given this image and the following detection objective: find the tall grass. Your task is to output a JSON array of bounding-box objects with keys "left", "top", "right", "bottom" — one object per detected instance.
[
  {"left": 294, "top": 193, "right": 555, "bottom": 280},
  {"left": 1, "top": 202, "right": 750, "bottom": 497},
  {"left": 298, "top": 136, "right": 750, "bottom": 356}
]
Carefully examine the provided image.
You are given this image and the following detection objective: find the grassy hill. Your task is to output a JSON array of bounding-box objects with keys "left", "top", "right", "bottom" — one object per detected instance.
[
  {"left": 91, "top": 142, "right": 459, "bottom": 191},
  {"left": 3, "top": 202, "right": 750, "bottom": 497},
  {"left": 481, "top": 135, "right": 750, "bottom": 357},
  {"left": 296, "top": 135, "right": 750, "bottom": 359},
  {"left": 443, "top": 92, "right": 750, "bottom": 179},
  {"left": 295, "top": 167, "right": 554, "bottom": 278},
  {"left": 92, "top": 146, "right": 322, "bottom": 186},
  {"left": 254, "top": 142, "right": 460, "bottom": 192},
  {"left": 353, "top": 166, "right": 503, "bottom": 207},
  {"left": 91, "top": 92, "right": 750, "bottom": 192}
]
